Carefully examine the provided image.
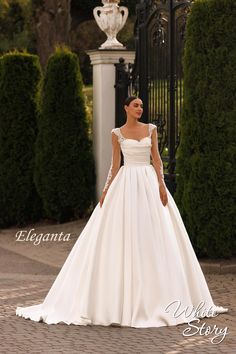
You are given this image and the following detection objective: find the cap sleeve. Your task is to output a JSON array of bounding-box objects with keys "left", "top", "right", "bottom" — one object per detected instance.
[
  {"left": 111, "top": 127, "right": 124, "bottom": 143},
  {"left": 149, "top": 123, "right": 157, "bottom": 136},
  {"left": 111, "top": 128, "right": 119, "bottom": 136}
]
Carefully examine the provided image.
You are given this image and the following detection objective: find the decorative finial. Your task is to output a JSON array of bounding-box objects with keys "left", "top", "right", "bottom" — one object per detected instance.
[{"left": 94, "top": 0, "right": 129, "bottom": 50}]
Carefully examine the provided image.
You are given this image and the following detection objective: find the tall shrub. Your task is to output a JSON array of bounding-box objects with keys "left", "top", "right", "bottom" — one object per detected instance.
[
  {"left": 0, "top": 51, "right": 42, "bottom": 227},
  {"left": 34, "top": 46, "right": 96, "bottom": 222},
  {"left": 175, "top": 0, "right": 236, "bottom": 258}
]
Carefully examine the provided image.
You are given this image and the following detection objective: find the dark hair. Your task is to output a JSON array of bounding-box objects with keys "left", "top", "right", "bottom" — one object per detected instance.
[{"left": 124, "top": 96, "right": 139, "bottom": 106}]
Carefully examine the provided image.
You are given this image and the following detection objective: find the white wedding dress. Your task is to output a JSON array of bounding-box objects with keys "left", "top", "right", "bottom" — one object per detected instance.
[{"left": 16, "top": 123, "right": 228, "bottom": 327}]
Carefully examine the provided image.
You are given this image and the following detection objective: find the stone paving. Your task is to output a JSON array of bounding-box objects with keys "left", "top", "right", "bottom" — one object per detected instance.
[{"left": 0, "top": 220, "right": 235, "bottom": 353}]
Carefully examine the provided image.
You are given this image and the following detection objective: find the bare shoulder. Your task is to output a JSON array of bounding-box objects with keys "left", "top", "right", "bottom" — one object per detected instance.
[
  {"left": 142, "top": 122, "right": 155, "bottom": 129},
  {"left": 137, "top": 122, "right": 149, "bottom": 128}
]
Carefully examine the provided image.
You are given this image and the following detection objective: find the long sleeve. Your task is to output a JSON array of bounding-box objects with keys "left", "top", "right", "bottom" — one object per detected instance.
[
  {"left": 150, "top": 125, "right": 165, "bottom": 186},
  {"left": 102, "top": 129, "right": 121, "bottom": 193}
]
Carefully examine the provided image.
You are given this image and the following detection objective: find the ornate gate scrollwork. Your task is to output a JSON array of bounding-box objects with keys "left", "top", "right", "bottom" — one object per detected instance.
[{"left": 115, "top": 0, "right": 193, "bottom": 195}]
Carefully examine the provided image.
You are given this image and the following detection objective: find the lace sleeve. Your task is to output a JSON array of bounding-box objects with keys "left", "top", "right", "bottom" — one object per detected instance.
[
  {"left": 102, "top": 129, "right": 121, "bottom": 193},
  {"left": 150, "top": 125, "right": 165, "bottom": 186}
]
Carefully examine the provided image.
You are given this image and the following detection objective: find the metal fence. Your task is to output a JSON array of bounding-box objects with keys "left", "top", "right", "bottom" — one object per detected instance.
[{"left": 115, "top": 0, "right": 193, "bottom": 194}]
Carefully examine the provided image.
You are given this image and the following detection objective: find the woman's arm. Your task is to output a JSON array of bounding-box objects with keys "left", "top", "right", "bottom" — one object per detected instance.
[
  {"left": 150, "top": 126, "right": 168, "bottom": 206},
  {"left": 100, "top": 132, "right": 121, "bottom": 206},
  {"left": 150, "top": 126, "right": 165, "bottom": 186}
]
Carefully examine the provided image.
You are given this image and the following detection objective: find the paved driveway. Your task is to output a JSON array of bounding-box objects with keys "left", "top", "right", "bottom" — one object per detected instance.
[{"left": 0, "top": 220, "right": 235, "bottom": 353}]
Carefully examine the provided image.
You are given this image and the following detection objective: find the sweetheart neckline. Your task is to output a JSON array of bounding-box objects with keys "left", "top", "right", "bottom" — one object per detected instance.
[
  {"left": 119, "top": 126, "right": 151, "bottom": 142},
  {"left": 122, "top": 136, "right": 151, "bottom": 142}
]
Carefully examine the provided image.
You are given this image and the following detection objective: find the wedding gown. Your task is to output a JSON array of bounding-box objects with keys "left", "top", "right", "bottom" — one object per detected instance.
[{"left": 16, "top": 123, "right": 228, "bottom": 327}]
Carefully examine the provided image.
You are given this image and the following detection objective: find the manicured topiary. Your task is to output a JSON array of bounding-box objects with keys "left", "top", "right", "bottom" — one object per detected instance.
[
  {"left": 0, "top": 51, "right": 42, "bottom": 227},
  {"left": 175, "top": 0, "right": 236, "bottom": 258},
  {"left": 34, "top": 45, "right": 96, "bottom": 222}
]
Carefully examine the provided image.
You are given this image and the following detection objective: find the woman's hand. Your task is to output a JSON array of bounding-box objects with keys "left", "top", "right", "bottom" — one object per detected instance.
[
  {"left": 159, "top": 183, "right": 168, "bottom": 206},
  {"left": 99, "top": 190, "right": 107, "bottom": 207}
]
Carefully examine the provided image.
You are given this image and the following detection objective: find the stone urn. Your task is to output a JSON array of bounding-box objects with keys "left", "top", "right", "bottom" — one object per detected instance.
[{"left": 93, "top": 0, "right": 129, "bottom": 49}]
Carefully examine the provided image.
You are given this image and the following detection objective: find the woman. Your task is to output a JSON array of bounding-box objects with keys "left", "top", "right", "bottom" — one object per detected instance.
[
  {"left": 99, "top": 96, "right": 168, "bottom": 208},
  {"left": 16, "top": 96, "right": 228, "bottom": 327}
]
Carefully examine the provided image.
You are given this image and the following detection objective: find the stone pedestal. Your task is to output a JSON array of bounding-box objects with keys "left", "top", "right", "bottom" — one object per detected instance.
[{"left": 87, "top": 50, "right": 135, "bottom": 201}]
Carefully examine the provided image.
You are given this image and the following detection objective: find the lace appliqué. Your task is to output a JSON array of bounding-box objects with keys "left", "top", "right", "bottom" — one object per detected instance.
[
  {"left": 102, "top": 128, "right": 122, "bottom": 193},
  {"left": 111, "top": 128, "right": 125, "bottom": 144},
  {"left": 149, "top": 123, "right": 158, "bottom": 137},
  {"left": 159, "top": 162, "right": 165, "bottom": 183},
  {"left": 103, "top": 157, "right": 113, "bottom": 192},
  {"left": 150, "top": 124, "right": 165, "bottom": 184}
]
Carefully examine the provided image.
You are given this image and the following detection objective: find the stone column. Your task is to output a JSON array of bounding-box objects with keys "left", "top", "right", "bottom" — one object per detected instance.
[{"left": 87, "top": 50, "right": 135, "bottom": 201}]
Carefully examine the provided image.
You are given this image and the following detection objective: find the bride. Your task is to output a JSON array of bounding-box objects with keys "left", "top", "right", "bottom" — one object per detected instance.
[{"left": 16, "top": 96, "right": 228, "bottom": 327}]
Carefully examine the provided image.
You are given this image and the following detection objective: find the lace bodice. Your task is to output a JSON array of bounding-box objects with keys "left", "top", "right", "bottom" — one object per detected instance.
[
  {"left": 102, "top": 123, "right": 165, "bottom": 193},
  {"left": 111, "top": 123, "right": 156, "bottom": 166}
]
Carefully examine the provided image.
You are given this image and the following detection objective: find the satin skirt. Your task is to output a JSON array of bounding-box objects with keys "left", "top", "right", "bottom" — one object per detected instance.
[{"left": 16, "top": 164, "right": 228, "bottom": 327}]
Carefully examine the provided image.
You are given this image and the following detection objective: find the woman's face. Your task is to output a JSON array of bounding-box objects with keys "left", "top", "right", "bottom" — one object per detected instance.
[{"left": 125, "top": 98, "right": 143, "bottom": 119}]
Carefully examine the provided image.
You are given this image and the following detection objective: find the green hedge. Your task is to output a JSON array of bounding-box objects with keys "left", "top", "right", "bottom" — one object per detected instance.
[
  {"left": 34, "top": 46, "right": 96, "bottom": 222},
  {"left": 175, "top": 0, "right": 236, "bottom": 258},
  {"left": 0, "top": 51, "right": 42, "bottom": 227}
]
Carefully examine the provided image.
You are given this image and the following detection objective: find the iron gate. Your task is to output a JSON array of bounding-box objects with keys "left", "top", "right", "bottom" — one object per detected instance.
[{"left": 115, "top": 0, "right": 193, "bottom": 194}]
